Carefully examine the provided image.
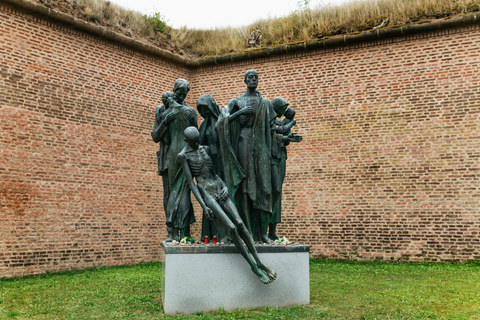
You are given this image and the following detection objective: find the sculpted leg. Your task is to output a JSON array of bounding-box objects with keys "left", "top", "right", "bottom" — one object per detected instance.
[
  {"left": 268, "top": 223, "right": 279, "bottom": 241},
  {"left": 172, "top": 227, "right": 179, "bottom": 241},
  {"left": 271, "top": 163, "right": 282, "bottom": 205},
  {"left": 221, "top": 198, "right": 276, "bottom": 282},
  {"left": 180, "top": 227, "right": 187, "bottom": 240},
  {"left": 162, "top": 173, "right": 173, "bottom": 242},
  {"left": 184, "top": 223, "right": 191, "bottom": 238},
  {"left": 259, "top": 209, "right": 272, "bottom": 244},
  {"left": 206, "top": 195, "right": 273, "bottom": 284}
]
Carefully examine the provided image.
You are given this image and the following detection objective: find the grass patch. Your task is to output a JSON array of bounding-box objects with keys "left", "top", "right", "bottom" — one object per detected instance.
[
  {"left": 1, "top": 260, "right": 479, "bottom": 319},
  {"left": 173, "top": 0, "right": 480, "bottom": 57},
  {"left": 33, "top": 0, "right": 480, "bottom": 58}
]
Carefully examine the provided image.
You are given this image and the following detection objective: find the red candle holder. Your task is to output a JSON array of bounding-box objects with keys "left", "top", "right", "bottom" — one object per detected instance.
[
  {"left": 204, "top": 236, "right": 208, "bottom": 244},
  {"left": 213, "top": 236, "right": 217, "bottom": 244}
]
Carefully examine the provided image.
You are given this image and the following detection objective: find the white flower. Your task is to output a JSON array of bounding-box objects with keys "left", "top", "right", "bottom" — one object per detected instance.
[{"left": 275, "top": 237, "right": 290, "bottom": 245}]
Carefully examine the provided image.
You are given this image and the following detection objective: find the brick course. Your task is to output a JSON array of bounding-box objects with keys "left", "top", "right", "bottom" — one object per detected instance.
[
  {"left": 1, "top": 4, "right": 479, "bottom": 277},
  {"left": 0, "top": 4, "right": 193, "bottom": 277},
  {"left": 190, "top": 28, "right": 480, "bottom": 262}
]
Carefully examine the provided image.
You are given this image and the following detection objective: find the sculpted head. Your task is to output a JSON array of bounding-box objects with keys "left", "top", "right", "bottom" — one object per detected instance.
[
  {"left": 184, "top": 126, "right": 200, "bottom": 150},
  {"left": 196, "top": 94, "right": 219, "bottom": 119},
  {"left": 173, "top": 79, "right": 190, "bottom": 103},
  {"left": 162, "top": 91, "right": 174, "bottom": 107},
  {"left": 284, "top": 107, "right": 296, "bottom": 120},
  {"left": 244, "top": 69, "right": 259, "bottom": 90},
  {"left": 271, "top": 97, "right": 289, "bottom": 117}
]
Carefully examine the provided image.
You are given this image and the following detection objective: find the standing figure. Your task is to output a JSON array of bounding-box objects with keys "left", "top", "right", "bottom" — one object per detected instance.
[
  {"left": 163, "top": 79, "right": 198, "bottom": 241},
  {"left": 151, "top": 92, "right": 174, "bottom": 241},
  {"left": 197, "top": 94, "right": 228, "bottom": 243},
  {"left": 269, "top": 97, "right": 302, "bottom": 240},
  {"left": 178, "top": 127, "right": 276, "bottom": 284},
  {"left": 226, "top": 70, "right": 277, "bottom": 243}
]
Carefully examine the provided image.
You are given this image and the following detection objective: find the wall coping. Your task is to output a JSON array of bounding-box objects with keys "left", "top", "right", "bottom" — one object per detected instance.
[
  {"left": 161, "top": 241, "right": 310, "bottom": 254},
  {"left": 3, "top": 0, "right": 480, "bottom": 68}
]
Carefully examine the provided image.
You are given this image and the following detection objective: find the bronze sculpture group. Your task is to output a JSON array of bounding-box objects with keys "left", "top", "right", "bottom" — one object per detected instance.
[{"left": 152, "top": 70, "right": 302, "bottom": 284}]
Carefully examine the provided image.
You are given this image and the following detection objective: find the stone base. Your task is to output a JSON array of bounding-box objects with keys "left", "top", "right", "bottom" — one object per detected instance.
[{"left": 161, "top": 242, "right": 310, "bottom": 315}]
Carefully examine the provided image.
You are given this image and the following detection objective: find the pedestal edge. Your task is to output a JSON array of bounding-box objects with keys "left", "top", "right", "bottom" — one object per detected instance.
[{"left": 161, "top": 241, "right": 310, "bottom": 254}]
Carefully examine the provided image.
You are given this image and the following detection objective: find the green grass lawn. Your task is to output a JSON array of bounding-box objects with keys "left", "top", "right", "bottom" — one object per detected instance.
[{"left": 1, "top": 260, "right": 479, "bottom": 319}]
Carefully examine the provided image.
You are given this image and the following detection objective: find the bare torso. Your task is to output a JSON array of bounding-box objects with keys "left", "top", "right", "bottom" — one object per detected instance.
[
  {"left": 185, "top": 146, "right": 218, "bottom": 196},
  {"left": 238, "top": 94, "right": 259, "bottom": 128}
]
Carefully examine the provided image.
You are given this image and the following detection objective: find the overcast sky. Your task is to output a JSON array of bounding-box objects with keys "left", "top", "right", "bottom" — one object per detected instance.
[{"left": 109, "top": 0, "right": 350, "bottom": 29}]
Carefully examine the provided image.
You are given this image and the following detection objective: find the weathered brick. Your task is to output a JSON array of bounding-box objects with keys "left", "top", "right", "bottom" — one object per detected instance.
[{"left": 1, "top": 4, "right": 480, "bottom": 278}]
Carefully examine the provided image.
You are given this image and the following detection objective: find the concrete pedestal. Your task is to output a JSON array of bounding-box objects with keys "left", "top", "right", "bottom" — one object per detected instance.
[{"left": 161, "top": 242, "right": 310, "bottom": 315}]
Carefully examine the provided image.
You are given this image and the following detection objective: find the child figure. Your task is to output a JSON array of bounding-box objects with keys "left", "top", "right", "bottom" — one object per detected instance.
[
  {"left": 275, "top": 107, "right": 297, "bottom": 136},
  {"left": 270, "top": 97, "right": 302, "bottom": 240}
]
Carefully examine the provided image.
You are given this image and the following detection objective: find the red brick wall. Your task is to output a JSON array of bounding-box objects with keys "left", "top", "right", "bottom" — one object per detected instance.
[
  {"left": 189, "top": 27, "right": 480, "bottom": 262},
  {"left": 1, "top": 5, "right": 479, "bottom": 277},
  {"left": 0, "top": 4, "right": 192, "bottom": 277}
]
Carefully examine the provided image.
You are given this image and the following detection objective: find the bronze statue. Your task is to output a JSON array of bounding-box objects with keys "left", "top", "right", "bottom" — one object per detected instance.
[
  {"left": 269, "top": 97, "right": 302, "bottom": 240},
  {"left": 155, "top": 80, "right": 198, "bottom": 241},
  {"left": 226, "top": 70, "right": 277, "bottom": 243},
  {"left": 178, "top": 126, "right": 276, "bottom": 284},
  {"left": 153, "top": 73, "right": 302, "bottom": 246},
  {"left": 151, "top": 92, "right": 174, "bottom": 241},
  {"left": 197, "top": 94, "right": 228, "bottom": 243}
]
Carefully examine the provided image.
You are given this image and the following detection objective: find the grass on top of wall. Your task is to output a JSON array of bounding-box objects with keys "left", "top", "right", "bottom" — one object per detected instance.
[
  {"left": 35, "top": 0, "right": 480, "bottom": 58},
  {"left": 170, "top": 0, "right": 480, "bottom": 57},
  {"left": 1, "top": 260, "right": 479, "bottom": 319}
]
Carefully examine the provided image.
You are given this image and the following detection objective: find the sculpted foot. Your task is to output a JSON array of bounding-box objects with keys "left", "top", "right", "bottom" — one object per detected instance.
[
  {"left": 268, "top": 223, "right": 279, "bottom": 240},
  {"left": 218, "top": 237, "right": 231, "bottom": 243},
  {"left": 268, "top": 232, "right": 279, "bottom": 241},
  {"left": 252, "top": 266, "right": 273, "bottom": 284},
  {"left": 165, "top": 232, "right": 174, "bottom": 242},
  {"left": 259, "top": 264, "right": 277, "bottom": 281},
  {"left": 260, "top": 235, "right": 272, "bottom": 244}
]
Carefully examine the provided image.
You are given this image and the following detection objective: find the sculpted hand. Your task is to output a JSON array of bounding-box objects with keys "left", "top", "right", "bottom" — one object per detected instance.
[
  {"left": 284, "top": 132, "right": 303, "bottom": 143},
  {"left": 219, "top": 187, "right": 228, "bottom": 201},
  {"left": 186, "top": 110, "right": 196, "bottom": 124},
  {"left": 166, "top": 96, "right": 176, "bottom": 106},
  {"left": 203, "top": 207, "right": 214, "bottom": 221},
  {"left": 293, "top": 133, "right": 303, "bottom": 142},
  {"left": 165, "top": 111, "right": 177, "bottom": 123},
  {"left": 242, "top": 106, "right": 254, "bottom": 116}
]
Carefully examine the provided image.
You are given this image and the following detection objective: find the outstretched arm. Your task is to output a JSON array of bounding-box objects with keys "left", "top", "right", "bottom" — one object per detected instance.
[
  {"left": 282, "top": 132, "right": 303, "bottom": 143},
  {"left": 178, "top": 153, "right": 213, "bottom": 220},
  {"left": 275, "top": 119, "right": 297, "bottom": 134}
]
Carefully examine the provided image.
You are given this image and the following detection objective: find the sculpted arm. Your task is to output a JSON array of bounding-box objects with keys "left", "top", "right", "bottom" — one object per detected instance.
[
  {"left": 275, "top": 120, "right": 297, "bottom": 135},
  {"left": 204, "top": 146, "right": 228, "bottom": 201},
  {"left": 152, "top": 96, "right": 182, "bottom": 143},
  {"left": 216, "top": 176, "right": 228, "bottom": 201},
  {"left": 227, "top": 98, "right": 253, "bottom": 122},
  {"left": 281, "top": 132, "right": 303, "bottom": 143},
  {"left": 153, "top": 106, "right": 162, "bottom": 131},
  {"left": 186, "top": 108, "right": 198, "bottom": 128},
  {"left": 152, "top": 110, "right": 177, "bottom": 143},
  {"left": 151, "top": 107, "right": 168, "bottom": 143}
]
